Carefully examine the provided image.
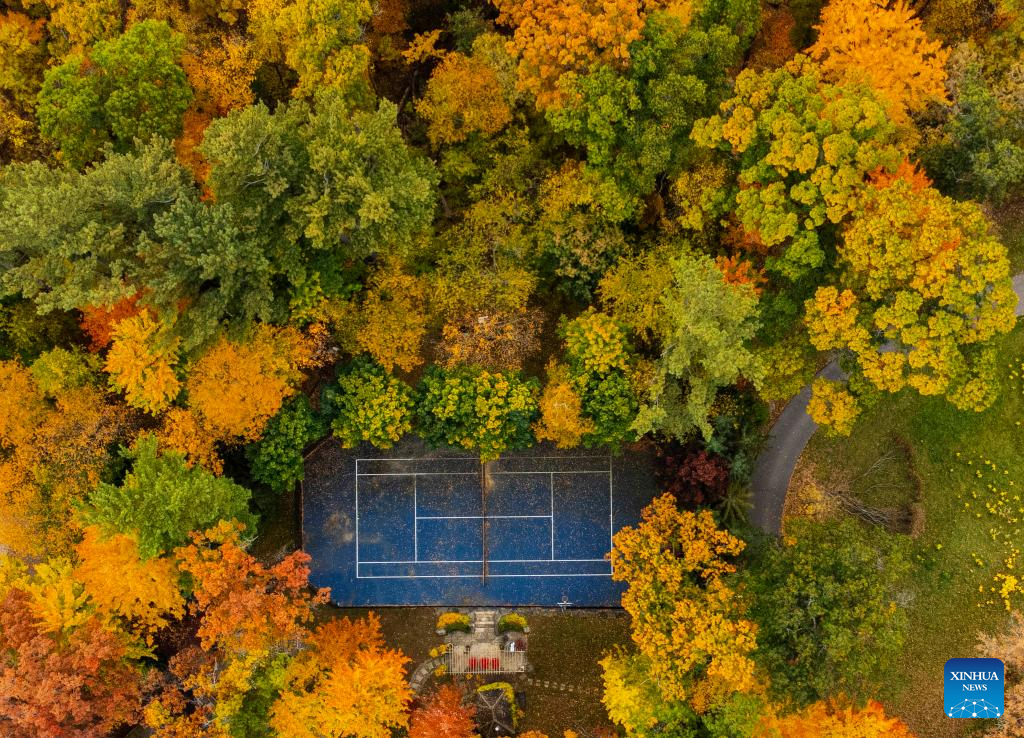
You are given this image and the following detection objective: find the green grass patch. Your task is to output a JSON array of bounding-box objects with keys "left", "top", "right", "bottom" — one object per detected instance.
[{"left": 802, "top": 324, "right": 1024, "bottom": 736}]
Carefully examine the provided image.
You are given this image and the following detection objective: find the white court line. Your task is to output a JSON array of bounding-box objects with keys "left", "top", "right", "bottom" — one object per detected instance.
[
  {"left": 417, "top": 515, "right": 552, "bottom": 520},
  {"left": 488, "top": 470, "right": 610, "bottom": 475},
  {"left": 357, "top": 472, "right": 479, "bottom": 476},
  {"left": 609, "top": 460, "right": 614, "bottom": 574},
  {"left": 354, "top": 455, "right": 614, "bottom": 579},
  {"left": 355, "top": 572, "right": 613, "bottom": 579},
  {"left": 413, "top": 475, "right": 417, "bottom": 562},
  {"left": 359, "top": 558, "right": 608, "bottom": 564},
  {"left": 550, "top": 472, "right": 555, "bottom": 560}
]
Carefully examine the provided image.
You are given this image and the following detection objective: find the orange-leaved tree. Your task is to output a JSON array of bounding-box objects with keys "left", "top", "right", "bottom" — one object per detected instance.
[
  {"left": 270, "top": 613, "right": 413, "bottom": 738},
  {"left": 808, "top": 0, "right": 949, "bottom": 123},
  {"left": 145, "top": 521, "right": 329, "bottom": 734},
  {"left": 0, "top": 588, "right": 145, "bottom": 738},
  {"left": 186, "top": 324, "right": 319, "bottom": 442},
  {"left": 494, "top": 0, "right": 646, "bottom": 109},
  {"left": 408, "top": 684, "right": 477, "bottom": 738},
  {"left": 759, "top": 699, "right": 916, "bottom": 737}
]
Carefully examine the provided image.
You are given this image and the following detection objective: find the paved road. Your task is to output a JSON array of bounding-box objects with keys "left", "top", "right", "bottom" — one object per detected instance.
[{"left": 750, "top": 273, "right": 1024, "bottom": 535}]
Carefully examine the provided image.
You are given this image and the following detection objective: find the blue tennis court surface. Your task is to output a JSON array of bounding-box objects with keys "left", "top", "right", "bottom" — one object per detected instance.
[{"left": 302, "top": 438, "right": 658, "bottom": 607}]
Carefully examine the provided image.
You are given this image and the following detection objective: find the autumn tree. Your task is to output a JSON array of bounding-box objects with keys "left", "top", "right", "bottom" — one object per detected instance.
[
  {"left": 428, "top": 196, "right": 539, "bottom": 319},
  {"left": 260, "top": 0, "right": 374, "bottom": 100},
  {"left": 105, "top": 313, "right": 182, "bottom": 413},
  {"left": 416, "top": 366, "right": 539, "bottom": 459},
  {"left": 630, "top": 249, "right": 762, "bottom": 441},
  {"left": 533, "top": 163, "right": 631, "bottom": 297},
  {"left": 804, "top": 169, "right": 1016, "bottom": 433},
  {"left": 0, "top": 365, "right": 128, "bottom": 556},
  {"left": 409, "top": 684, "right": 477, "bottom": 738},
  {"left": 761, "top": 699, "right": 916, "bottom": 737},
  {"left": 0, "top": 588, "right": 145, "bottom": 738},
  {"left": 30, "top": 347, "right": 101, "bottom": 397},
  {"left": 155, "top": 407, "right": 224, "bottom": 474},
  {"left": 146, "top": 521, "right": 329, "bottom": 734},
  {"left": 610, "top": 493, "right": 758, "bottom": 713},
  {"left": 746, "top": 519, "right": 909, "bottom": 706},
  {"left": 558, "top": 310, "right": 639, "bottom": 446},
  {"left": 354, "top": 262, "right": 429, "bottom": 372},
  {"left": 494, "top": 0, "right": 646, "bottom": 110},
  {"left": 73, "top": 525, "right": 185, "bottom": 644},
  {"left": 295, "top": 94, "right": 439, "bottom": 256},
  {"left": 186, "top": 325, "right": 317, "bottom": 442},
  {"left": 534, "top": 362, "right": 595, "bottom": 449},
  {"left": 269, "top": 614, "right": 412, "bottom": 737},
  {"left": 600, "top": 651, "right": 694, "bottom": 736},
  {"left": 0, "top": 11, "right": 46, "bottom": 162},
  {"left": 42, "top": 0, "right": 121, "bottom": 60},
  {"left": 692, "top": 56, "right": 904, "bottom": 282},
  {"left": 79, "top": 435, "right": 256, "bottom": 559},
  {"left": 809, "top": 0, "right": 949, "bottom": 123},
  {"left": 328, "top": 358, "right": 414, "bottom": 449},
  {"left": 417, "top": 35, "right": 514, "bottom": 147},
  {"left": 38, "top": 21, "right": 192, "bottom": 168}
]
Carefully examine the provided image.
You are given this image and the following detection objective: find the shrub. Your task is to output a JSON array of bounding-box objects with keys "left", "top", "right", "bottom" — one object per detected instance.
[
  {"left": 437, "top": 612, "right": 471, "bottom": 633},
  {"left": 416, "top": 366, "right": 539, "bottom": 460},
  {"left": 555, "top": 310, "right": 640, "bottom": 447},
  {"left": 561, "top": 310, "right": 632, "bottom": 377},
  {"left": 330, "top": 358, "right": 414, "bottom": 449},
  {"left": 247, "top": 395, "right": 325, "bottom": 493},
  {"left": 497, "top": 613, "right": 527, "bottom": 633},
  {"left": 654, "top": 441, "right": 731, "bottom": 507},
  {"left": 579, "top": 371, "right": 638, "bottom": 447}
]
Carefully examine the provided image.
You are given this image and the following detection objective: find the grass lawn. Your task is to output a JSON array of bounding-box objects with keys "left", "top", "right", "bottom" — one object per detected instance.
[
  {"left": 800, "top": 324, "right": 1024, "bottom": 736},
  {"left": 517, "top": 610, "right": 630, "bottom": 735}
]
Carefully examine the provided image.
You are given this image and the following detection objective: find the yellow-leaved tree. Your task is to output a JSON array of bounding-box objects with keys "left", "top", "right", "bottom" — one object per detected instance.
[
  {"left": 0, "top": 362, "right": 129, "bottom": 556},
  {"left": 804, "top": 164, "right": 1017, "bottom": 433},
  {"left": 494, "top": 0, "right": 647, "bottom": 109},
  {"left": 186, "top": 325, "right": 318, "bottom": 442},
  {"left": 809, "top": 0, "right": 949, "bottom": 123},
  {"left": 607, "top": 494, "right": 758, "bottom": 715},
  {"left": 73, "top": 525, "right": 185, "bottom": 644},
  {"left": 534, "top": 362, "right": 594, "bottom": 449},
  {"left": 105, "top": 313, "right": 182, "bottom": 414},
  {"left": 270, "top": 614, "right": 412, "bottom": 738},
  {"left": 354, "top": 263, "right": 430, "bottom": 373}
]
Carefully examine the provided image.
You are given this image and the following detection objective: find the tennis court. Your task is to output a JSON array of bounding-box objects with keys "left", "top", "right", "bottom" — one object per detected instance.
[{"left": 302, "top": 438, "right": 658, "bottom": 607}]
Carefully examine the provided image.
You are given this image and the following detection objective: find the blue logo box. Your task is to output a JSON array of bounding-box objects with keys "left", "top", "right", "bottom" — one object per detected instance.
[{"left": 945, "top": 658, "right": 1004, "bottom": 718}]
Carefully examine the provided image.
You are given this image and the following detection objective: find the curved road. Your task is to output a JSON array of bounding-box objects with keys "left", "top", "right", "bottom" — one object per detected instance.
[{"left": 750, "top": 272, "right": 1024, "bottom": 535}]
